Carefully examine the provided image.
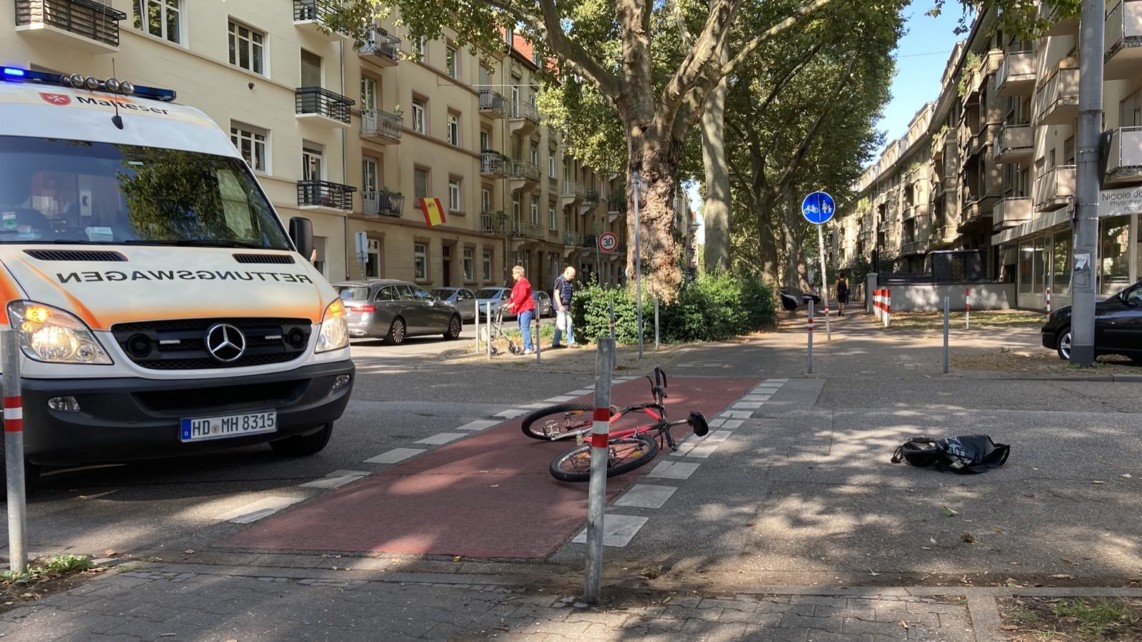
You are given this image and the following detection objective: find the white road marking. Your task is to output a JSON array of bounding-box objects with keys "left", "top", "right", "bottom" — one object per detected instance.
[
  {"left": 364, "top": 448, "right": 426, "bottom": 464},
  {"left": 456, "top": 419, "right": 499, "bottom": 431},
  {"left": 416, "top": 432, "right": 467, "bottom": 445},
  {"left": 741, "top": 395, "right": 772, "bottom": 402},
  {"left": 720, "top": 419, "right": 743, "bottom": 429},
  {"left": 732, "top": 402, "right": 763, "bottom": 410},
  {"left": 615, "top": 485, "right": 677, "bottom": 509},
  {"left": 217, "top": 496, "right": 305, "bottom": 524},
  {"left": 299, "top": 470, "right": 370, "bottom": 489},
  {"left": 676, "top": 431, "right": 731, "bottom": 459},
  {"left": 648, "top": 461, "right": 701, "bottom": 480},
  {"left": 494, "top": 408, "right": 527, "bottom": 418},
  {"left": 569, "top": 389, "right": 593, "bottom": 395},
  {"left": 544, "top": 396, "right": 578, "bottom": 403},
  {"left": 571, "top": 515, "right": 648, "bottom": 547},
  {"left": 724, "top": 410, "right": 753, "bottom": 419}
]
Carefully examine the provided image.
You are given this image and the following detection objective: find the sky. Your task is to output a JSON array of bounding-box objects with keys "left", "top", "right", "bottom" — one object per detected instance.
[{"left": 872, "top": 0, "right": 966, "bottom": 157}]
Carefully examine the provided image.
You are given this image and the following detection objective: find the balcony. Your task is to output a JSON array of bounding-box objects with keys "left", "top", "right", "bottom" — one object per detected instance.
[
  {"left": 522, "top": 222, "right": 545, "bottom": 240},
  {"left": 293, "top": 0, "right": 349, "bottom": 39},
  {"left": 991, "top": 197, "right": 1033, "bottom": 230},
  {"left": 995, "top": 51, "right": 1035, "bottom": 97},
  {"left": 547, "top": 175, "right": 559, "bottom": 194},
  {"left": 969, "top": 124, "right": 999, "bottom": 158},
  {"left": 509, "top": 101, "right": 540, "bottom": 135},
  {"left": 564, "top": 232, "right": 580, "bottom": 246},
  {"left": 1033, "top": 65, "right": 1078, "bottom": 126},
  {"left": 295, "top": 87, "right": 354, "bottom": 126},
  {"left": 360, "top": 109, "right": 403, "bottom": 144},
  {"left": 362, "top": 190, "right": 404, "bottom": 218},
  {"left": 478, "top": 90, "right": 506, "bottom": 118},
  {"left": 961, "top": 50, "right": 1002, "bottom": 106},
  {"left": 1105, "top": 0, "right": 1142, "bottom": 79},
  {"left": 1034, "top": 165, "right": 1076, "bottom": 211},
  {"left": 14, "top": 0, "right": 125, "bottom": 54},
  {"left": 994, "top": 124, "right": 1033, "bottom": 163},
  {"left": 561, "top": 181, "right": 583, "bottom": 205},
  {"left": 901, "top": 240, "right": 925, "bottom": 257},
  {"left": 358, "top": 29, "right": 401, "bottom": 67},
  {"left": 902, "top": 203, "right": 930, "bottom": 221},
  {"left": 480, "top": 211, "right": 506, "bottom": 234},
  {"left": 298, "top": 180, "right": 356, "bottom": 211},
  {"left": 480, "top": 151, "right": 509, "bottom": 178},
  {"left": 1103, "top": 126, "right": 1142, "bottom": 185},
  {"left": 509, "top": 161, "right": 540, "bottom": 186}
]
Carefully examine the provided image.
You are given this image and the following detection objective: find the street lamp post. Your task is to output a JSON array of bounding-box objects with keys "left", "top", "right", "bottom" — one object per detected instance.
[{"left": 632, "top": 173, "right": 645, "bottom": 360}]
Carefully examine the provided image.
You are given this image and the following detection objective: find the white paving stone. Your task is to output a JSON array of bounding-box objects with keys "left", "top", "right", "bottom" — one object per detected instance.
[
  {"left": 741, "top": 395, "right": 771, "bottom": 402},
  {"left": 571, "top": 515, "right": 648, "bottom": 547},
  {"left": 732, "top": 402, "right": 763, "bottom": 410},
  {"left": 648, "top": 461, "right": 701, "bottom": 480},
  {"left": 364, "top": 448, "right": 426, "bottom": 464},
  {"left": 614, "top": 485, "right": 677, "bottom": 509},
  {"left": 544, "top": 395, "right": 578, "bottom": 403},
  {"left": 677, "top": 431, "right": 730, "bottom": 459},
  {"left": 456, "top": 419, "right": 500, "bottom": 432},
  {"left": 217, "top": 496, "right": 305, "bottom": 524},
  {"left": 725, "top": 410, "right": 753, "bottom": 419},
  {"left": 299, "top": 470, "right": 370, "bottom": 489},
  {"left": 721, "top": 419, "right": 744, "bottom": 429},
  {"left": 494, "top": 408, "right": 528, "bottom": 418},
  {"left": 416, "top": 432, "right": 467, "bottom": 445}
]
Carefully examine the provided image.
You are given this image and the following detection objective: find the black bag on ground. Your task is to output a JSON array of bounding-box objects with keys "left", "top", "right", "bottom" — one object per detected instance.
[{"left": 891, "top": 435, "right": 1010, "bottom": 473}]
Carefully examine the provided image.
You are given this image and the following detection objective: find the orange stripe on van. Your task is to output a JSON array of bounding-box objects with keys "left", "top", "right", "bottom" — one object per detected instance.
[
  {"left": 21, "top": 262, "right": 103, "bottom": 328},
  {"left": 0, "top": 268, "right": 23, "bottom": 325}
]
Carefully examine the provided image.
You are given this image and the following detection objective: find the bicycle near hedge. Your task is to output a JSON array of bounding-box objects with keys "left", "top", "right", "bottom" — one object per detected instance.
[{"left": 536, "top": 366, "right": 709, "bottom": 482}]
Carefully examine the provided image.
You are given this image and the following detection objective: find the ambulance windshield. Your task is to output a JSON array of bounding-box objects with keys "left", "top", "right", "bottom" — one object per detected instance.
[{"left": 0, "top": 136, "right": 292, "bottom": 249}]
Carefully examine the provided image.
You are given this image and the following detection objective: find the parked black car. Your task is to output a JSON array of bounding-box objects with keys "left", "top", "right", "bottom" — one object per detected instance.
[
  {"left": 1041, "top": 280, "right": 1142, "bottom": 361},
  {"left": 779, "top": 289, "right": 822, "bottom": 311}
]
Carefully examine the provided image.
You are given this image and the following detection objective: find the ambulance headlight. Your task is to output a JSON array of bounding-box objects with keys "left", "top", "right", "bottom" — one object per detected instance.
[
  {"left": 7, "top": 301, "right": 112, "bottom": 365},
  {"left": 315, "top": 299, "right": 349, "bottom": 353}
]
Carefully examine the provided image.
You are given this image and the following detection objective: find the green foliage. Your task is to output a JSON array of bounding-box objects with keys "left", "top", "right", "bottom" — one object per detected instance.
[
  {"left": 1, "top": 555, "right": 93, "bottom": 585},
  {"left": 570, "top": 274, "right": 776, "bottom": 345}
]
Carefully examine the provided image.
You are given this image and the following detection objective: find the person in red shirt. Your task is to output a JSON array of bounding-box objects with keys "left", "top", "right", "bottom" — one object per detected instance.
[{"left": 505, "top": 265, "right": 536, "bottom": 354}]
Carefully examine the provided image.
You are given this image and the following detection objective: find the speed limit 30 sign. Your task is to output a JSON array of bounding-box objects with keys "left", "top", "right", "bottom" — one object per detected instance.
[{"left": 597, "top": 232, "right": 618, "bottom": 253}]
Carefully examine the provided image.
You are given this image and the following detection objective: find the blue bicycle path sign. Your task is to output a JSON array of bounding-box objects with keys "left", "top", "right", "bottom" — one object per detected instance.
[{"left": 801, "top": 191, "right": 835, "bottom": 225}]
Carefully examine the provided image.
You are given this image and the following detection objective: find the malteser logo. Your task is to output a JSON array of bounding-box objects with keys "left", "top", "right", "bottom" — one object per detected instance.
[{"left": 39, "top": 93, "right": 71, "bottom": 106}]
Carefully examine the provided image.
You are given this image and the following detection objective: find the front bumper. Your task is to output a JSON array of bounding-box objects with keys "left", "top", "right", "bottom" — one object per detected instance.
[{"left": 16, "top": 360, "right": 355, "bottom": 466}]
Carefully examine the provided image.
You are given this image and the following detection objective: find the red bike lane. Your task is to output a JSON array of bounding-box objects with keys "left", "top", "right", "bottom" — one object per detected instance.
[{"left": 221, "top": 376, "right": 756, "bottom": 559}]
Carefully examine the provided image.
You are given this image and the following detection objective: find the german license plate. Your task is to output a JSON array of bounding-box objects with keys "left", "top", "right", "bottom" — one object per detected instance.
[{"left": 180, "top": 411, "right": 277, "bottom": 442}]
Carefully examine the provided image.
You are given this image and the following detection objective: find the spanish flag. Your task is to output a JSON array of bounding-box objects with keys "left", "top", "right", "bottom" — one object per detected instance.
[{"left": 419, "top": 197, "right": 446, "bottom": 227}]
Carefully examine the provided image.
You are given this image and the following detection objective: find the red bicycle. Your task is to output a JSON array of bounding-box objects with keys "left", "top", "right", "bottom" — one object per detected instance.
[{"left": 545, "top": 367, "right": 709, "bottom": 482}]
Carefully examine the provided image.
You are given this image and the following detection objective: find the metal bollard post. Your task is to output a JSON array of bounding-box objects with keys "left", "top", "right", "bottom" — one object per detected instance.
[
  {"left": 485, "top": 301, "right": 493, "bottom": 359},
  {"left": 1046, "top": 287, "right": 1052, "bottom": 314},
  {"left": 609, "top": 300, "right": 615, "bottom": 340},
  {"left": 965, "top": 287, "right": 971, "bottom": 330},
  {"left": 654, "top": 296, "right": 659, "bottom": 351},
  {"left": 583, "top": 338, "right": 615, "bottom": 604},
  {"left": 535, "top": 313, "right": 541, "bottom": 361},
  {"left": 943, "top": 296, "right": 950, "bottom": 375},
  {"left": 2, "top": 329, "right": 28, "bottom": 573},
  {"left": 474, "top": 301, "right": 480, "bottom": 353},
  {"left": 807, "top": 300, "right": 814, "bottom": 374}
]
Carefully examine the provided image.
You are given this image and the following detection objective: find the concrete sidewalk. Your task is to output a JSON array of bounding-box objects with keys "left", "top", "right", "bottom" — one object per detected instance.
[{"left": 3, "top": 312, "right": 1140, "bottom": 642}]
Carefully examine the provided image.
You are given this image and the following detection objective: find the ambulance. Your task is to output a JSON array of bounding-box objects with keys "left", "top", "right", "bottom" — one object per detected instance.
[{"left": 0, "top": 67, "right": 355, "bottom": 488}]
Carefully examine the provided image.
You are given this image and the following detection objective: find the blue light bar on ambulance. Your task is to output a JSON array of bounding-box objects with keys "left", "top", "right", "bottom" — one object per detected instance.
[{"left": 0, "top": 66, "right": 176, "bottom": 102}]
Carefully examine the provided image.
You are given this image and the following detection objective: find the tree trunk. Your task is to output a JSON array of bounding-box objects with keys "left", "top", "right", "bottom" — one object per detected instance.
[
  {"left": 626, "top": 130, "right": 683, "bottom": 304},
  {"left": 701, "top": 53, "right": 730, "bottom": 275}
]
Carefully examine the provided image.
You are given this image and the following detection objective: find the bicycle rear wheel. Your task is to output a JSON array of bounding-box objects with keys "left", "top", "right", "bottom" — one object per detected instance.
[
  {"left": 549, "top": 435, "right": 659, "bottom": 482},
  {"left": 521, "top": 403, "right": 596, "bottom": 440}
]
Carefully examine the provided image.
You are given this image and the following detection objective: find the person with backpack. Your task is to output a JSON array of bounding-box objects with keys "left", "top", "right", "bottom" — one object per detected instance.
[
  {"left": 835, "top": 272, "right": 850, "bottom": 316},
  {"left": 551, "top": 266, "right": 578, "bottom": 349}
]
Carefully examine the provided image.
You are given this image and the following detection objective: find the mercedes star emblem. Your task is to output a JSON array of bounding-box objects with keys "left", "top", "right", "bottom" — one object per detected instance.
[{"left": 205, "top": 323, "right": 246, "bottom": 362}]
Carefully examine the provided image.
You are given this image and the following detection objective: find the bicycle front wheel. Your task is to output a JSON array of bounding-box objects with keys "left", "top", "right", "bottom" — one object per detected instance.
[
  {"left": 521, "top": 403, "right": 596, "bottom": 440},
  {"left": 549, "top": 435, "right": 659, "bottom": 482}
]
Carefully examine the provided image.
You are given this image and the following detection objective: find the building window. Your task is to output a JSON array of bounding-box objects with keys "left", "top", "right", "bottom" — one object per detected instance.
[
  {"left": 414, "top": 243, "right": 428, "bottom": 280},
  {"left": 446, "top": 46, "right": 459, "bottom": 79},
  {"left": 549, "top": 154, "right": 556, "bottom": 178},
  {"left": 530, "top": 195, "right": 539, "bottom": 225},
  {"left": 360, "top": 76, "right": 377, "bottom": 111},
  {"left": 414, "top": 167, "right": 429, "bottom": 199},
  {"left": 414, "top": 37, "right": 426, "bottom": 61},
  {"left": 480, "top": 129, "right": 491, "bottom": 152},
  {"left": 362, "top": 158, "right": 379, "bottom": 192},
  {"left": 230, "top": 123, "right": 267, "bottom": 172},
  {"left": 482, "top": 249, "right": 492, "bottom": 281},
  {"left": 412, "top": 98, "right": 426, "bottom": 134},
  {"left": 448, "top": 178, "right": 461, "bottom": 211},
  {"left": 530, "top": 143, "right": 539, "bottom": 166},
  {"left": 228, "top": 21, "right": 265, "bottom": 75},
  {"left": 135, "top": 0, "right": 182, "bottom": 44},
  {"left": 447, "top": 112, "right": 460, "bottom": 146},
  {"left": 549, "top": 203, "right": 557, "bottom": 230},
  {"left": 463, "top": 247, "right": 474, "bottom": 282},
  {"left": 481, "top": 187, "right": 491, "bottom": 212}
]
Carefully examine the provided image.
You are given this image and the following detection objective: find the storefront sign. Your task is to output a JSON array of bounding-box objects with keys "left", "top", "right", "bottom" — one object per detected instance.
[{"left": 1098, "top": 186, "right": 1142, "bottom": 218}]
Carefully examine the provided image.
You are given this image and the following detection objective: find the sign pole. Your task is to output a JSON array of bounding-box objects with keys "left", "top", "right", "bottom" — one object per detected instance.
[
  {"left": 3, "top": 329, "right": 28, "bottom": 573},
  {"left": 802, "top": 191, "right": 835, "bottom": 343},
  {"left": 816, "top": 224, "right": 831, "bottom": 341}
]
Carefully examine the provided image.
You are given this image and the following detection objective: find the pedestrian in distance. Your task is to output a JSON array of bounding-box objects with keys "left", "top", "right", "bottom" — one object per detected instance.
[
  {"left": 835, "top": 272, "right": 850, "bottom": 316},
  {"left": 505, "top": 265, "right": 537, "bottom": 355},
  {"left": 551, "top": 266, "right": 578, "bottom": 349}
]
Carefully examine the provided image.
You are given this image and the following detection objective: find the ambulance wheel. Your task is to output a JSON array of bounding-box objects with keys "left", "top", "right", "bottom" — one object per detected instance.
[{"left": 270, "top": 423, "right": 333, "bottom": 457}]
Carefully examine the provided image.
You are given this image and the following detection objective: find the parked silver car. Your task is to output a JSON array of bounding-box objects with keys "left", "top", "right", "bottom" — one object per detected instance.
[
  {"left": 431, "top": 287, "right": 477, "bottom": 321},
  {"left": 474, "top": 286, "right": 551, "bottom": 320},
  {"left": 334, "top": 280, "right": 463, "bottom": 345}
]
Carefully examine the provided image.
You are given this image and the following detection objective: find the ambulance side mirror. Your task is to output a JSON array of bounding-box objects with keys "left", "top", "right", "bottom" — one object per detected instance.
[{"left": 289, "top": 217, "right": 314, "bottom": 262}]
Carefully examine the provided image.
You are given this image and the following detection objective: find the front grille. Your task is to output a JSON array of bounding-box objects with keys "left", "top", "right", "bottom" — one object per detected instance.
[
  {"left": 133, "top": 380, "right": 305, "bottom": 414},
  {"left": 111, "top": 317, "right": 312, "bottom": 370}
]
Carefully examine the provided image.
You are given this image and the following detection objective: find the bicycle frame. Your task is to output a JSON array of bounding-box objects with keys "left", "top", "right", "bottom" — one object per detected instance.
[{"left": 579, "top": 366, "right": 705, "bottom": 451}]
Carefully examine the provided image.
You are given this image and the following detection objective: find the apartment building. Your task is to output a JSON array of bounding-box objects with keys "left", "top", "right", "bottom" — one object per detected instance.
[
  {"left": 3, "top": 0, "right": 639, "bottom": 295},
  {"left": 840, "top": 1, "right": 1142, "bottom": 310}
]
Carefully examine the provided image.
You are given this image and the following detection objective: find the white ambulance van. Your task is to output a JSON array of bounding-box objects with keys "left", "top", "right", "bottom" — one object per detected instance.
[{"left": 0, "top": 67, "right": 355, "bottom": 488}]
